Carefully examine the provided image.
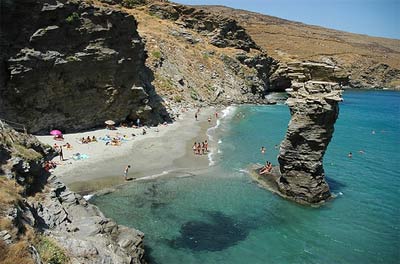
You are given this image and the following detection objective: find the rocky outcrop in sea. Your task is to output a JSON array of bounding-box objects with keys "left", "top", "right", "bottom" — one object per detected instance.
[
  {"left": 0, "top": 0, "right": 169, "bottom": 134},
  {"left": 277, "top": 79, "right": 342, "bottom": 204}
]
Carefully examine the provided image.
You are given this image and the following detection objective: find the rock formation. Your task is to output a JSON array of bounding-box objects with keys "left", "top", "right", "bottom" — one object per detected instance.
[
  {"left": 147, "top": 2, "right": 259, "bottom": 52},
  {"left": 0, "top": 0, "right": 169, "bottom": 134},
  {"left": 0, "top": 123, "right": 146, "bottom": 263},
  {"left": 277, "top": 80, "right": 342, "bottom": 204}
]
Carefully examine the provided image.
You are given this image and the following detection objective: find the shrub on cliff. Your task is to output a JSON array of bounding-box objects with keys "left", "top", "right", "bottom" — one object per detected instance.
[{"left": 121, "top": 0, "right": 146, "bottom": 8}]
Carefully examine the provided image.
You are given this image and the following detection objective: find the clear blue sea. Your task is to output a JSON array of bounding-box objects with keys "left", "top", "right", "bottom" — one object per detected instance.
[{"left": 92, "top": 90, "right": 400, "bottom": 264}]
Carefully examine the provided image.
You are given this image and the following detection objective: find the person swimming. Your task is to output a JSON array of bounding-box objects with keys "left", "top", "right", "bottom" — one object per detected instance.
[{"left": 260, "top": 146, "right": 266, "bottom": 154}]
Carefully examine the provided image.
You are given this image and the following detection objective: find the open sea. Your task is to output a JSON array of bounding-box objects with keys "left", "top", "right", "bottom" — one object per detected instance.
[{"left": 92, "top": 90, "right": 400, "bottom": 264}]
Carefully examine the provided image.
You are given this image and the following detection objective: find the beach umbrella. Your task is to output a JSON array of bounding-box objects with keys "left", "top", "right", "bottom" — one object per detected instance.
[
  {"left": 50, "top": 129, "right": 62, "bottom": 135},
  {"left": 105, "top": 120, "right": 115, "bottom": 125}
]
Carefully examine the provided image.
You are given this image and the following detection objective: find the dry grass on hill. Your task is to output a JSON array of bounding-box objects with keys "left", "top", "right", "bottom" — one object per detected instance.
[
  {"left": 0, "top": 178, "right": 35, "bottom": 264},
  {"left": 198, "top": 5, "right": 400, "bottom": 69}
]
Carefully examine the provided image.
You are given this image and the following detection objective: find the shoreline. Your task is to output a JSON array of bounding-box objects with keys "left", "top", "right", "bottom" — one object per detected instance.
[{"left": 37, "top": 106, "right": 221, "bottom": 195}]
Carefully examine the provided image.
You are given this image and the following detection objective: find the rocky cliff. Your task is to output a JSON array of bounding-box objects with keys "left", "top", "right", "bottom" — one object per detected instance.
[
  {"left": 110, "top": 1, "right": 283, "bottom": 110},
  {"left": 199, "top": 5, "right": 400, "bottom": 90},
  {"left": 0, "top": 123, "right": 146, "bottom": 263},
  {"left": 277, "top": 77, "right": 342, "bottom": 204},
  {"left": 0, "top": 0, "right": 169, "bottom": 134}
]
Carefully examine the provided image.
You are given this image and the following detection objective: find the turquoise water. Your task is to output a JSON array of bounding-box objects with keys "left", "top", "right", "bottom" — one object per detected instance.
[{"left": 92, "top": 91, "right": 400, "bottom": 264}]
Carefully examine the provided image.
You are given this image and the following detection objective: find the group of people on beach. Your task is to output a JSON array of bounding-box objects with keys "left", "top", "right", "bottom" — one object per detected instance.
[
  {"left": 80, "top": 136, "right": 97, "bottom": 144},
  {"left": 193, "top": 140, "right": 209, "bottom": 155},
  {"left": 43, "top": 160, "right": 58, "bottom": 172}
]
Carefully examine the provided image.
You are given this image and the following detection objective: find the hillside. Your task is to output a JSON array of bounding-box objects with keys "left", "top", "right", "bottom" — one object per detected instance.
[
  {"left": 1, "top": 0, "right": 398, "bottom": 134},
  {"left": 197, "top": 5, "right": 400, "bottom": 89}
]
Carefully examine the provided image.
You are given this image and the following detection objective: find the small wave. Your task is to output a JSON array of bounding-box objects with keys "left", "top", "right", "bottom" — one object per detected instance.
[
  {"left": 218, "top": 139, "right": 222, "bottom": 144},
  {"left": 138, "top": 170, "right": 169, "bottom": 181},
  {"left": 238, "top": 168, "right": 249, "bottom": 174},
  {"left": 207, "top": 120, "right": 220, "bottom": 142},
  {"left": 331, "top": 192, "right": 343, "bottom": 199},
  {"left": 221, "top": 105, "right": 237, "bottom": 119},
  {"left": 208, "top": 151, "right": 215, "bottom": 166},
  {"left": 83, "top": 194, "right": 94, "bottom": 201}
]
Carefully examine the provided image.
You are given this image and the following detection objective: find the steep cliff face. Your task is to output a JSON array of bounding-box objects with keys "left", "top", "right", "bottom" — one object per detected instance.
[
  {"left": 0, "top": 0, "right": 169, "bottom": 134},
  {"left": 113, "top": 1, "right": 281, "bottom": 109},
  {"left": 277, "top": 80, "right": 342, "bottom": 204}
]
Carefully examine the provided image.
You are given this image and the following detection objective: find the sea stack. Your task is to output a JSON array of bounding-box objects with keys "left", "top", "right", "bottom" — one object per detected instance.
[{"left": 277, "top": 80, "right": 342, "bottom": 204}]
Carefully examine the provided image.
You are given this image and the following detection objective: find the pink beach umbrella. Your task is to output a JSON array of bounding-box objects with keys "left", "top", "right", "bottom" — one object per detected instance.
[{"left": 50, "top": 129, "right": 62, "bottom": 136}]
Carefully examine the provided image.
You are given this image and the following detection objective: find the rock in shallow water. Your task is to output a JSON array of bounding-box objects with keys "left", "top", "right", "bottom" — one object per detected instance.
[{"left": 277, "top": 81, "right": 342, "bottom": 204}]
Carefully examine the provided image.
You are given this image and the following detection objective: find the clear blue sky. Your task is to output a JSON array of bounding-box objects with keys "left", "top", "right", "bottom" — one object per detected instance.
[{"left": 173, "top": 0, "right": 400, "bottom": 39}]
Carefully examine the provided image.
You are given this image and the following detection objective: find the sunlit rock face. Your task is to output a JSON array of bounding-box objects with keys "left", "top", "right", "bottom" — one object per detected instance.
[{"left": 277, "top": 80, "right": 342, "bottom": 204}]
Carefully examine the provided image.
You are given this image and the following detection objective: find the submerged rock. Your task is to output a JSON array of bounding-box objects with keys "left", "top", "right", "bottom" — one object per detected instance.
[{"left": 277, "top": 80, "right": 342, "bottom": 204}]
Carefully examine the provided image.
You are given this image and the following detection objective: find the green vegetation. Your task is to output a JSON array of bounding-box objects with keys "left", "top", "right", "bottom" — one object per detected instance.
[
  {"left": 66, "top": 56, "right": 79, "bottom": 62},
  {"left": 205, "top": 84, "right": 215, "bottom": 91},
  {"left": 65, "top": 12, "right": 79, "bottom": 24},
  {"left": 36, "top": 236, "right": 69, "bottom": 264},
  {"left": 151, "top": 50, "right": 162, "bottom": 60},
  {"left": 173, "top": 95, "right": 183, "bottom": 102},
  {"left": 190, "top": 89, "right": 199, "bottom": 100},
  {"left": 121, "top": 0, "right": 146, "bottom": 8},
  {"left": 156, "top": 75, "right": 175, "bottom": 92},
  {"left": 14, "top": 144, "right": 42, "bottom": 161}
]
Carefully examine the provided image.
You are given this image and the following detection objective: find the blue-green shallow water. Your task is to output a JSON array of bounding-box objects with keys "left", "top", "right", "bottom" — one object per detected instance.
[{"left": 92, "top": 91, "right": 400, "bottom": 264}]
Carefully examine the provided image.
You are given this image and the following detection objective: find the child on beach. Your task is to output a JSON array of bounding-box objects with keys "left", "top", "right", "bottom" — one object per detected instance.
[{"left": 123, "top": 165, "right": 131, "bottom": 180}]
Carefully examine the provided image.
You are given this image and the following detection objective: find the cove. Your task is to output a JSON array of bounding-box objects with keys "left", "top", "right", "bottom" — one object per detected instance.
[{"left": 92, "top": 90, "right": 400, "bottom": 264}]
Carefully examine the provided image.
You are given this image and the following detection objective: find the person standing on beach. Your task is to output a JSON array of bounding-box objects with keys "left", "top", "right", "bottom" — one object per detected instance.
[
  {"left": 193, "top": 142, "right": 197, "bottom": 154},
  {"left": 124, "top": 165, "right": 131, "bottom": 180},
  {"left": 195, "top": 112, "right": 198, "bottom": 121},
  {"left": 59, "top": 146, "right": 64, "bottom": 161},
  {"left": 136, "top": 118, "right": 141, "bottom": 127}
]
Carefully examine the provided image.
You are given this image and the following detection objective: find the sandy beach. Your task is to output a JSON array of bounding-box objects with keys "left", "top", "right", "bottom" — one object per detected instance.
[{"left": 37, "top": 107, "right": 219, "bottom": 194}]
